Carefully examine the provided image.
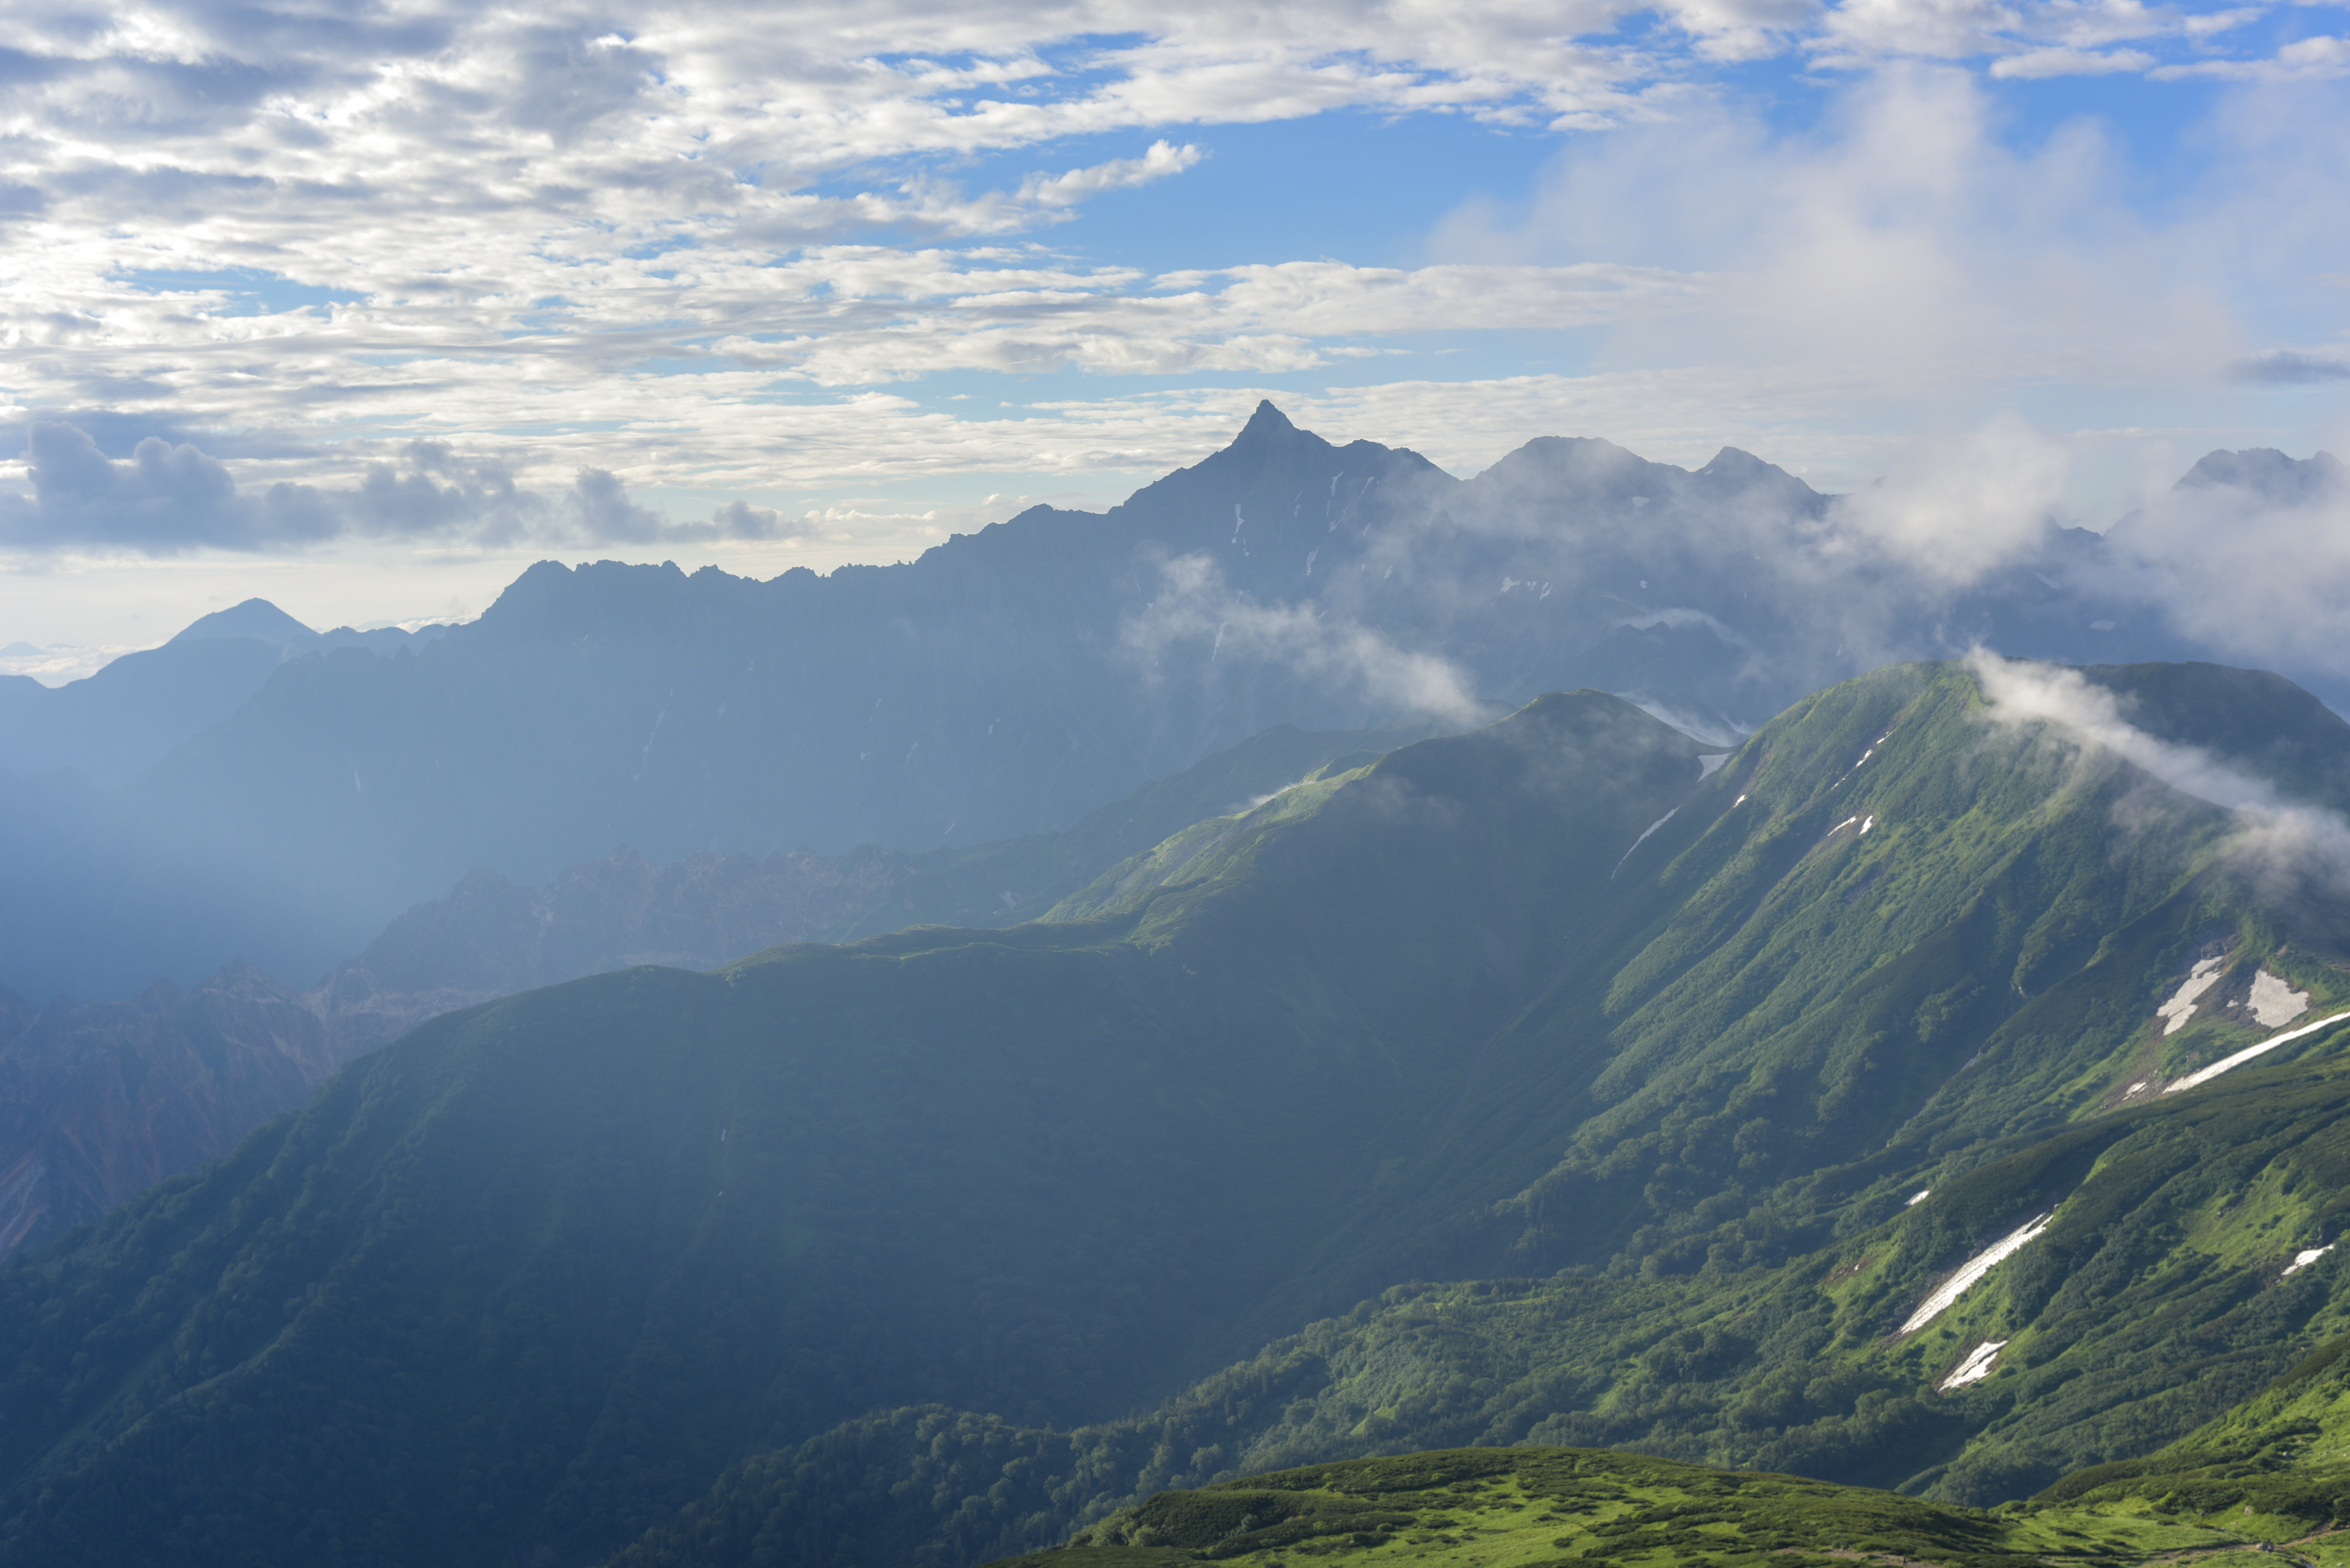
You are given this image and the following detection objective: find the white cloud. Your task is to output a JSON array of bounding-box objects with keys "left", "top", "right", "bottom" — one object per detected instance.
[
  {"left": 0, "top": 0, "right": 2340, "bottom": 582},
  {"left": 2095, "top": 449, "right": 2350, "bottom": 674},
  {"left": 1121, "top": 552, "right": 1487, "bottom": 721},
  {"left": 1990, "top": 45, "right": 2158, "bottom": 76},
  {"left": 0, "top": 422, "right": 792, "bottom": 554},
  {"left": 1020, "top": 139, "right": 1205, "bottom": 207},
  {"left": 2152, "top": 34, "right": 2350, "bottom": 79},
  {"left": 1826, "top": 414, "right": 2072, "bottom": 580},
  {"left": 1971, "top": 650, "right": 2350, "bottom": 893}
]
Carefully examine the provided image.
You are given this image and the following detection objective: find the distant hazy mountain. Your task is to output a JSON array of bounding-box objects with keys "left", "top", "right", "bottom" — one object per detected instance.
[
  {"left": 0, "top": 407, "right": 2320, "bottom": 1003},
  {"left": 0, "top": 597, "right": 447, "bottom": 790},
  {"left": 6, "top": 662, "right": 2350, "bottom": 1566},
  {"left": 0, "top": 717, "right": 1428, "bottom": 1260}
]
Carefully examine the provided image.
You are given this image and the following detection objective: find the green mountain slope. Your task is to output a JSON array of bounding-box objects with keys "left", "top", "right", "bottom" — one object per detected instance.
[
  {"left": 573, "top": 658, "right": 2350, "bottom": 1565},
  {"left": 0, "top": 692, "right": 1710, "bottom": 1568},
  {"left": 578, "top": 1049, "right": 2350, "bottom": 1565},
  {"left": 815, "top": 717, "right": 1450, "bottom": 938},
  {"left": 609, "top": 1439, "right": 2264, "bottom": 1568},
  {"left": 6, "top": 658, "right": 2350, "bottom": 1568}
]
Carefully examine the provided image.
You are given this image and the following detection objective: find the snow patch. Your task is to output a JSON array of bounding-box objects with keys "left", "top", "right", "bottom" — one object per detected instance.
[
  {"left": 1699, "top": 753, "right": 1730, "bottom": 778},
  {"left": 1907, "top": 1189, "right": 1932, "bottom": 1207},
  {"left": 1938, "top": 1339, "right": 2008, "bottom": 1391},
  {"left": 2284, "top": 1244, "right": 2335, "bottom": 1279},
  {"left": 1900, "top": 1212, "right": 2056, "bottom": 1334},
  {"left": 2250, "top": 968, "right": 2311, "bottom": 1028},
  {"left": 1611, "top": 809, "right": 1679, "bottom": 880},
  {"left": 2164, "top": 1006, "right": 2350, "bottom": 1094},
  {"left": 1733, "top": 794, "right": 1748, "bottom": 806},
  {"left": 2157, "top": 957, "right": 2227, "bottom": 1037},
  {"left": 1861, "top": 815, "right": 1876, "bottom": 835}
]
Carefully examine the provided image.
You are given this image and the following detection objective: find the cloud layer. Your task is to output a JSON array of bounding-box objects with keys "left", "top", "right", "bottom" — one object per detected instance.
[{"left": 0, "top": 1, "right": 2345, "bottom": 579}]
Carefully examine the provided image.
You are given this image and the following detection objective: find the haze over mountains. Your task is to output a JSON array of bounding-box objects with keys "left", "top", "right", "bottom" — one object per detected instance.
[
  {"left": 0, "top": 406, "right": 2334, "bottom": 1008},
  {"left": 5, "top": 408, "right": 2350, "bottom": 1568},
  {"left": 0, "top": 716, "right": 1425, "bottom": 1259}
]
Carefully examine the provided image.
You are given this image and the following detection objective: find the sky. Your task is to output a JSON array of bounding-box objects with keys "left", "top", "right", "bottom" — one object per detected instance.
[{"left": 2, "top": 0, "right": 2347, "bottom": 670}]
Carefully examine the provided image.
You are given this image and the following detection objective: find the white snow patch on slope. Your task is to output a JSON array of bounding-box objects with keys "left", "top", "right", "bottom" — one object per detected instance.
[
  {"left": 1938, "top": 1339, "right": 2008, "bottom": 1391},
  {"left": 1861, "top": 815, "right": 1876, "bottom": 834},
  {"left": 1611, "top": 809, "right": 1678, "bottom": 880},
  {"left": 2157, "top": 957, "right": 2227, "bottom": 1036},
  {"left": 1907, "top": 1188, "right": 1932, "bottom": 1207},
  {"left": 1900, "top": 1213, "right": 2056, "bottom": 1335},
  {"left": 1699, "top": 753, "right": 1730, "bottom": 778},
  {"left": 2284, "top": 1244, "right": 2335, "bottom": 1279},
  {"left": 2165, "top": 1006, "right": 2350, "bottom": 1094},
  {"left": 2250, "top": 969, "right": 2312, "bottom": 1028}
]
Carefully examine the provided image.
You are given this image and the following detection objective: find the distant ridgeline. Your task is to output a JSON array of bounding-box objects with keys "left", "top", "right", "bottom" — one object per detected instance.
[
  {"left": 7, "top": 661, "right": 2350, "bottom": 1567},
  {"left": 0, "top": 403, "right": 2310, "bottom": 1004},
  {"left": 0, "top": 717, "right": 1433, "bottom": 1260}
]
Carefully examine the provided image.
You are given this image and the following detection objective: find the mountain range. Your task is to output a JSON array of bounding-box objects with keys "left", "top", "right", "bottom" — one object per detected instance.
[
  {"left": 4, "top": 655, "right": 2350, "bottom": 1566},
  {"left": 4, "top": 406, "right": 2350, "bottom": 1568},
  {"left": 3, "top": 404, "right": 2332, "bottom": 1005},
  {"left": 0, "top": 597, "right": 445, "bottom": 790}
]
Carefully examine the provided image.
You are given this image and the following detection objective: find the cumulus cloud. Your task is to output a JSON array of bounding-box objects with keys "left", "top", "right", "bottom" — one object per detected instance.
[
  {"left": 2153, "top": 34, "right": 2350, "bottom": 81},
  {"left": 1989, "top": 46, "right": 2157, "bottom": 78},
  {"left": 1021, "top": 140, "right": 1205, "bottom": 207},
  {"left": 1824, "top": 414, "right": 2072, "bottom": 582},
  {"left": 2095, "top": 448, "right": 2350, "bottom": 674},
  {"left": 0, "top": 423, "right": 791, "bottom": 555},
  {"left": 0, "top": 421, "right": 333, "bottom": 554},
  {"left": 1429, "top": 63, "right": 2250, "bottom": 399}
]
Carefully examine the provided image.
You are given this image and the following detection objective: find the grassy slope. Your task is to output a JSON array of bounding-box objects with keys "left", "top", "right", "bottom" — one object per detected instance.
[
  {"left": 0, "top": 693, "right": 1708, "bottom": 1568},
  {"left": 589, "top": 660, "right": 2350, "bottom": 1566},
  {"left": 616, "top": 1441, "right": 2256, "bottom": 1568},
  {"left": 818, "top": 719, "right": 1447, "bottom": 939}
]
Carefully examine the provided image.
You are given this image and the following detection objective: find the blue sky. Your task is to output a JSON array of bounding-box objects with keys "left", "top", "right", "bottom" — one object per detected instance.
[{"left": 0, "top": 0, "right": 2345, "bottom": 658}]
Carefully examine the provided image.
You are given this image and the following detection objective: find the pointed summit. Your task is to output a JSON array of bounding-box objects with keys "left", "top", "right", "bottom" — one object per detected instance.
[
  {"left": 1234, "top": 399, "right": 1300, "bottom": 444},
  {"left": 167, "top": 598, "right": 317, "bottom": 646}
]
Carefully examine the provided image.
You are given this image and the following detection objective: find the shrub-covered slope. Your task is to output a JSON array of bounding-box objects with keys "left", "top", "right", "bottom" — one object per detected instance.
[{"left": 612, "top": 1439, "right": 2267, "bottom": 1568}]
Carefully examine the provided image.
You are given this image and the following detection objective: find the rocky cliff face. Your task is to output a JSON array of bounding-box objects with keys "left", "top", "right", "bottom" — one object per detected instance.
[{"left": 0, "top": 965, "right": 338, "bottom": 1254}]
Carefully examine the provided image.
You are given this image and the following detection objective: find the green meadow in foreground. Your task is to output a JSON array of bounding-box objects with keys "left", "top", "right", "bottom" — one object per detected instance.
[
  {"left": 970, "top": 1323, "right": 2350, "bottom": 1568},
  {"left": 972, "top": 1442, "right": 2300, "bottom": 1568}
]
